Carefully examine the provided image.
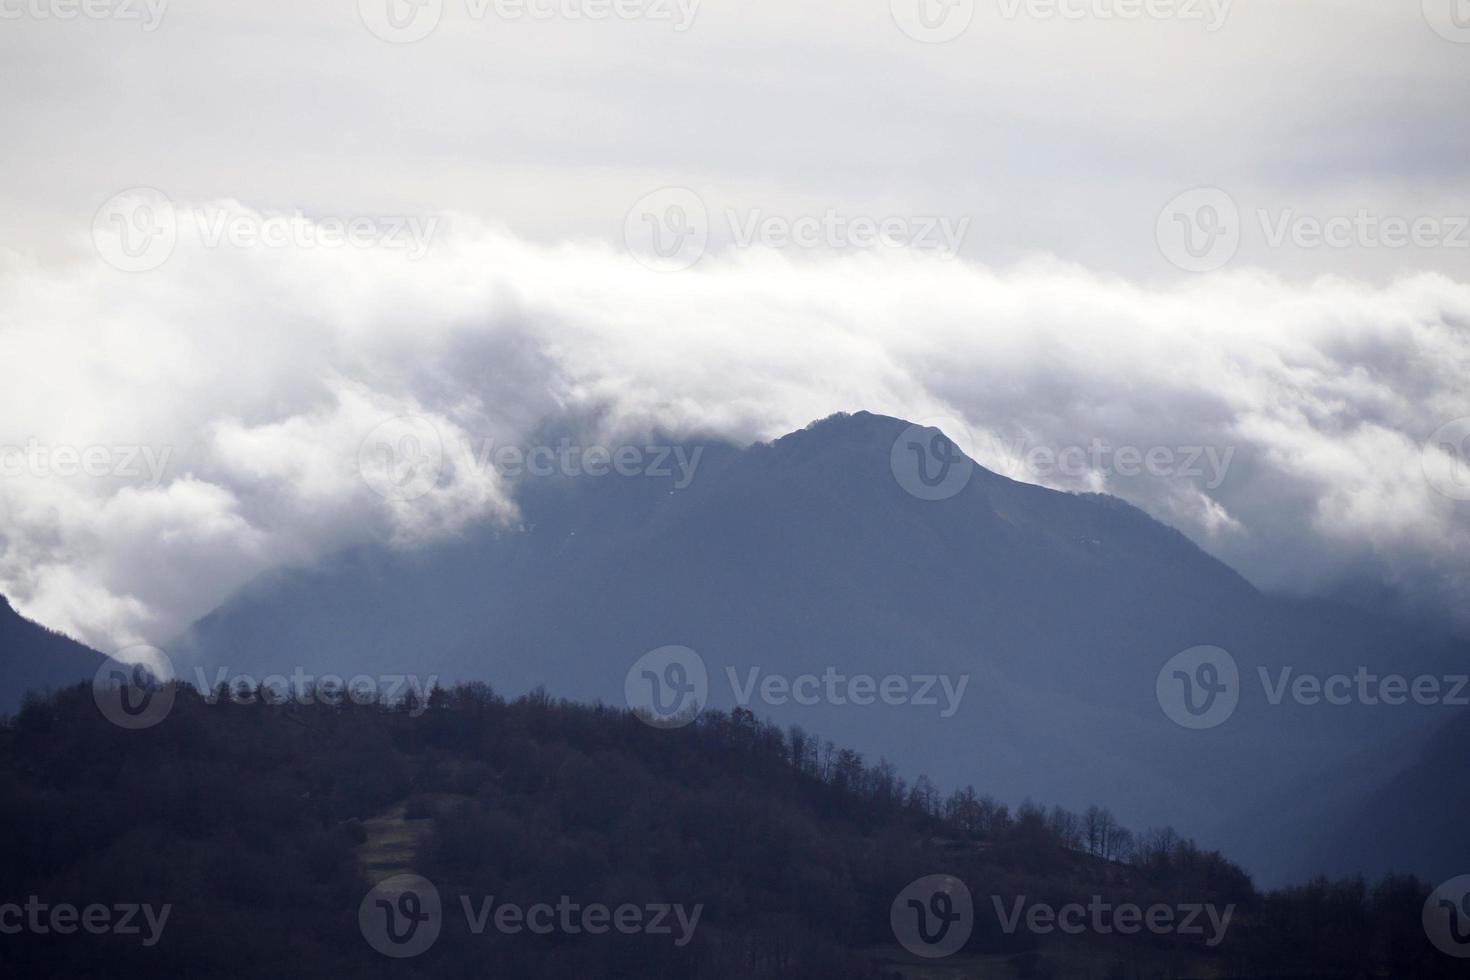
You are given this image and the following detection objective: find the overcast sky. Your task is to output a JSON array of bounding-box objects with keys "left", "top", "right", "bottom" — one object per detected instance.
[{"left": 1, "top": 0, "right": 1468, "bottom": 651}]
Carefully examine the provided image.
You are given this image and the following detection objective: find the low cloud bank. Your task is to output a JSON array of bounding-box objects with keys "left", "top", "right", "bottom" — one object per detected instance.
[{"left": 1, "top": 211, "right": 1466, "bottom": 651}]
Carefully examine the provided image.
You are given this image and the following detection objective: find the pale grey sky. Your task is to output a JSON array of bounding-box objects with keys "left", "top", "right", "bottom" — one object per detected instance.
[
  {"left": 1, "top": 0, "right": 1468, "bottom": 650},
  {"left": 1, "top": 0, "right": 1468, "bottom": 278}
]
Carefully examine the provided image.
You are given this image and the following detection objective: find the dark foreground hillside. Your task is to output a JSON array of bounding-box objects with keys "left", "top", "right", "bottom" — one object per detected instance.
[{"left": 0, "top": 682, "right": 1458, "bottom": 979}]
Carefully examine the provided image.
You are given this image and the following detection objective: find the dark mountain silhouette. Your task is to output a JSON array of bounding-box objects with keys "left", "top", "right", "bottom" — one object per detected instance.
[
  {"left": 151, "top": 411, "right": 1469, "bottom": 884},
  {"left": 0, "top": 593, "right": 107, "bottom": 714}
]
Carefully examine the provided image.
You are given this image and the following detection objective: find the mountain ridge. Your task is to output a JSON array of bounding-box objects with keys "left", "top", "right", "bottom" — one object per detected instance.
[
  {"left": 0, "top": 593, "right": 108, "bottom": 713},
  {"left": 4, "top": 411, "right": 1463, "bottom": 885}
]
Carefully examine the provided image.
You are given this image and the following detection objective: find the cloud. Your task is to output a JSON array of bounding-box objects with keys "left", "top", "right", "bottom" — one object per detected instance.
[{"left": 0, "top": 210, "right": 1467, "bottom": 652}]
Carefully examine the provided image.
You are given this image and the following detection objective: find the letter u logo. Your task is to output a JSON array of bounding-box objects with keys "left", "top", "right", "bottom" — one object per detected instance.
[
  {"left": 908, "top": 891, "right": 961, "bottom": 945},
  {"left": 376, "top": 891, "right": 430, "bottom": 945},
  {"left": 110, "top": 665, "right": 156, "bottom": 717},
  {"left": 1173, "top": 661, "right": 1228, "bottom": 717},
  {"left": 1442, "top": 893, "right": 1470, "bottom": 944},
  {"left": 908, "top": 432, "right": 962, "bottom": 488}
]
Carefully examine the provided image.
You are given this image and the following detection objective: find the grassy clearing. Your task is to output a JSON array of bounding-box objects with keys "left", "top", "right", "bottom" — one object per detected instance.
[{"left": 356, "top": 800, "right": 434, "bottom": 882}]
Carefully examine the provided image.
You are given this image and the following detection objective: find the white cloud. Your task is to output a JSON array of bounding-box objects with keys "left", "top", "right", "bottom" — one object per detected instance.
[{"left": 1, "top": 213, "right": 1467, "bottom": 651}]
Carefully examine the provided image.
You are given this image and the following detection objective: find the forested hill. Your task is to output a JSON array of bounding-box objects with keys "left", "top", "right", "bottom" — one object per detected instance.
[{"left": 0, "top": 682, "right": 1456, "bottom": 979}]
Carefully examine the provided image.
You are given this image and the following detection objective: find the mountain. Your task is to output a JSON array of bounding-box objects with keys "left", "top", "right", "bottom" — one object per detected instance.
[
  {"left": 0, "top": 593, "right": 107, "bottom": 714},
  {"left": 173, "top": 411, "right": 1469, "bottom": 884},
  {"left": 1304, "top": 707, "right": 1470, "bottom": 881}
]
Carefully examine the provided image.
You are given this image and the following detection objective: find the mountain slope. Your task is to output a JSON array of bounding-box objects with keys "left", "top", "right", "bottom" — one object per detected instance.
[
  {"left": 1302, "top": 707, "right": 1470, "bottom": 881},
  {"left": 0, "top": 594, "right": 108, "bottom": 713},
  {"left": 173, "top": 411, "right": 1470, "bottom": 883}
]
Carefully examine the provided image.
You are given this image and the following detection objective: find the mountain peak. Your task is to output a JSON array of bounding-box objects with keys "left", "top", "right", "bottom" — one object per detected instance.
[
  {"left": 785, "top": 410, "right": 919, "bottom": 444},
  {"left": 770, "top": 410, "right": 991, "bottom": 478}
]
